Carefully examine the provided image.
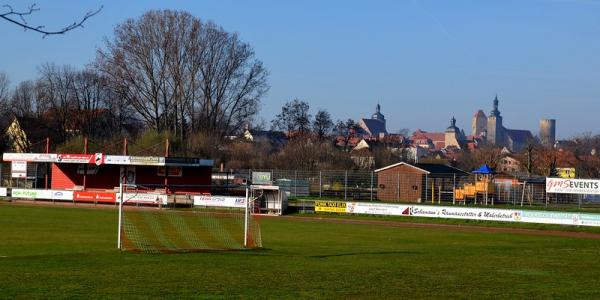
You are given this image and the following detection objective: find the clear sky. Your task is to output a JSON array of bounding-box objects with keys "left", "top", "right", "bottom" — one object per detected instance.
[{"left": 1, "top": 0, "right": 599, "bottom": 139}]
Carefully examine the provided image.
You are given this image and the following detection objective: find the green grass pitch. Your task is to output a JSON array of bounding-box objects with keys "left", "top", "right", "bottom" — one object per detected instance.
[{"left": 1, "top": 202, "right": 600, "bottom": 299}]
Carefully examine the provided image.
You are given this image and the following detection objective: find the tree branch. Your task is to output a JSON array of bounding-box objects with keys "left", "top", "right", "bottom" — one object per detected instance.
[{"left": 1, "top": 3, "right": 103, "bottom": 37}]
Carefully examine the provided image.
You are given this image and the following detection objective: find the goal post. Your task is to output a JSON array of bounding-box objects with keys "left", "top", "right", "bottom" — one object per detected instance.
[{"left": 117, "top": 183, "right": 261, "bottom": 253}]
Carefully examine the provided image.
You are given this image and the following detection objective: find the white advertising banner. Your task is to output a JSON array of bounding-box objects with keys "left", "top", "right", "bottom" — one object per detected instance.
[
  {"left": 346, "top": 202, "right": 409, "bottom": 216},
  {"left": 330, "top": 201, "right": 600, "bottom": 227},
  {"left": 11, "top": 189, "right": 53, "bottom": 199},
  {"left": 406, "top": 205, "right": 520, "bottom": 223},
  {"left": 104, "top": 155, "right": 166, "bottom": 166},
  {"left": 0, "top": 187, "right": 7, "bottom": 197},
  {"left": 2, "top": 153, "right": 57, "bottom": 162},
  {"left": 546, "top": 178, "right": 600, "bottom": 195},
  {"left": 117, "top": 193, "right": 168, "bottom": 205},
  {"left": 104, "top": 155, "right": 131, "bottom": 165},
  {"left": 193, "top": 195, "right": 246, "bottom": 208},
  {"left": 51, "top": 190, "right": 74, "bottom": 201}
]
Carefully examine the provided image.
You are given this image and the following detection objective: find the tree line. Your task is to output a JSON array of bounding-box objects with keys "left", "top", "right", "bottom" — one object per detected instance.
[{"left": 0, "top": 10, "right": 267, "bottom": 153}]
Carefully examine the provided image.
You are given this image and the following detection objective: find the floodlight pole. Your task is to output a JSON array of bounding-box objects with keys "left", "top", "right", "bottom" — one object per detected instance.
[{"left": 244, "top": 186, "right": 249, "bottom": 248}]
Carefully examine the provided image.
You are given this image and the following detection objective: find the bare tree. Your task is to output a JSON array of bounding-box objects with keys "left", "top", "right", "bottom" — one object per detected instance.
[
  {"left": 334, "top": 118, "right": 358, "bottom": 151},
  {"left": 271, "top": 99, "right": 311, "bottom": 136},
  {"left": 36, "top": 63, "right": 76, "bottom": 141},
  {"left": 1, "top": 4, "right": 102, "bottom": 36},
  {"left": 312, "top": 109, "right": 333, "bottom": 140},
  {"left": 0, "top": 71, "right": 8, "bottom": 101},
  {"left": 0, "top": 71, "right": 7, "bottom": 112},
  {"left": 97, "top": 10, "right": 268, "bottom": 138},
  {"left": 9, "top": 80, "right": 47, "bottom": 118}
]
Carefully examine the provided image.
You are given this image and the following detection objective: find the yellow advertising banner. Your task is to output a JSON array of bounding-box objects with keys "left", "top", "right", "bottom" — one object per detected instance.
[{"left": 314, "top": 201, "right": 347, "bottom": 213}]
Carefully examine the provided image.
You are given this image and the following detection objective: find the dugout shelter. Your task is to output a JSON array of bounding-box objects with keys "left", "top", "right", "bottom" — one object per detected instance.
[{"left": 2, "top": 152, "right": 213, "bottom": 204}]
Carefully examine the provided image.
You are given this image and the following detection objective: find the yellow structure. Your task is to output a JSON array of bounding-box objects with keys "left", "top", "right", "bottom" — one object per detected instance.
[{"left": 557, "top": 168, "right": 576, "bottom": 179}]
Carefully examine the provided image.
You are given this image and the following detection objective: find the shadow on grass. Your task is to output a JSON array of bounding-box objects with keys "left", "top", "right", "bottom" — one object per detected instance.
[
  {"left": 122, "top": 247, "right": 274, "bottom": 255},
  {"left": 310, "top": 250, "right": 421, "bottom": 258}
]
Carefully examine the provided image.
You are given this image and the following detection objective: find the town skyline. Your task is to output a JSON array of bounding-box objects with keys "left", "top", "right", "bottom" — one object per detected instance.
[{"left": 1, "top": 0, "right": 599, "bottom": 138}]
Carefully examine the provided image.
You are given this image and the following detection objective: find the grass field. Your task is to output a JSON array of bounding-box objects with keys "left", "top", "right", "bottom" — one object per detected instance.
[{"left": 2, "top": 202, "right": 600, "bottom": 299}]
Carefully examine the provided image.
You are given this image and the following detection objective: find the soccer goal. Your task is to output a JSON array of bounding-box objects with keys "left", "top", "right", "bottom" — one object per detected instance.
[{"left": 117, "top": 183, "right": 262, "bottom": 253}]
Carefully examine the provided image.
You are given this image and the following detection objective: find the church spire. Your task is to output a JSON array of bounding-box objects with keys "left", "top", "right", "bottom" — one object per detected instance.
[
  {"left": 372, "top": 103, "right": 384, "bottom": 121},
  {"left": 490, "top": 94, "right": 501, "bottom": 117}
]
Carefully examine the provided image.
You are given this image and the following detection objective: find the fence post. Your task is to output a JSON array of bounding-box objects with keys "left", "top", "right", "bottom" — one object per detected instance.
[
  {"left": 425, "top": 174, "right": 428, "bottom": 203},
  {"left": 294, "top": 170, "right": 298, "bottom": 197},
  {"left": 453, "top": 174, "right": 456, "bottom": 205},
  {"left": 370, "top": 171, "right": 374, "bottom": 201},
  {"left": 318, "top": 171, "right": 322, "bottom": 198},
  {"left": 344, "top": 171, "right": 348, "bottom": 200}
]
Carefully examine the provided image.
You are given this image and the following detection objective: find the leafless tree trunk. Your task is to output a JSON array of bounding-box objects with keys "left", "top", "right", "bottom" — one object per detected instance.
[
  {"left": 37, "top": 63, "right": 76, "bottom": 142},
  {"left": 96, "top": 10, "right": 268, "bottom": 139}
]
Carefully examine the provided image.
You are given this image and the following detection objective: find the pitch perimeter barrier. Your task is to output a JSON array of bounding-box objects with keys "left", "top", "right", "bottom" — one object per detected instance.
[
  {"left": 214, "top": 169, "right": 600, "bottom": 209},
  {"left": 314, "top": 200, "right": 600, "bottom": 227}
]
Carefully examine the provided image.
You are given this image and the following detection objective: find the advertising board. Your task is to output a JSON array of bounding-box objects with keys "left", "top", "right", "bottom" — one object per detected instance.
[
  {"left": 104, "top": 155, "right": 165, "bottom": 166},
  {"left": 523, "top": 210, "right": 574, "bottom": 225},
  {"left": 193, "top": 195, "right": 246, "bottom": 208},
  {"left": 104, "top": 155, "right": 130, "bottom": 165},
  {"left": 2, "top": 153, "right": 57, "bottom": 162},
  {"left": 406, "top": 205, "right": 519, "bottom": 222},
  {"left": 73, "top": 191, "right": 116, "bottom": 203},
  {"left": 252, "top": 172, "right": 272, "bottom": 185},
  {"left": 314, "top": 201, "right": 347, "bottom": 213},
  {"left": 546, "top": 178, "right": 600, "bottom": 195},
  {"left": 117, "top": 193, "right": 168, "bottom": 205},
  {"left": 51, "top": 190, "right": 74, "bottom": 201},
  {"left": 164, "top": 157, "right": 213, "bottom": 167},
  {"left": 346, "top": 202, "right": 409, "bottom": 216},
  {"left": 0, "top": 187, "right": 7, "bottom": 197},
  {"left": 311, "top": 200, "right": 600, "bottom": 228},
  {"left": 56, "top": 154, "right": 96, "bottom": 164},
  {"left": 11, "top": 189, "right": 52, "bottom": 199},
  {"left": 129, "top": 156, "right": 164, "bottom": 166}
]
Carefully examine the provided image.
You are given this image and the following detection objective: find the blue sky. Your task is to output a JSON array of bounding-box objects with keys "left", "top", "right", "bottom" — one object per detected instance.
[{"left": 1, "top": 0, "right": 599, "bottom": 138}]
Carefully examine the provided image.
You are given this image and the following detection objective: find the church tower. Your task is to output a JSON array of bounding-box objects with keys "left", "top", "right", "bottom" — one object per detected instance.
[
  {"left": 471, "top": 110, "right": 487, "bottom": 137},
  {"left": 486, "top": 95, "right": 504, "bottom": 146},
  {"left": 372, "top": 104, "right": 385, "bottom": 121},
  {"left": 445, "top": 116, "right": 463, "bottom": 149}
]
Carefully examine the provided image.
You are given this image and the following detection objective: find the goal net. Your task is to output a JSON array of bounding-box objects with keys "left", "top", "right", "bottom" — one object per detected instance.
[{"left": 117, "top": 184, "right": 261, "bottom": 253}]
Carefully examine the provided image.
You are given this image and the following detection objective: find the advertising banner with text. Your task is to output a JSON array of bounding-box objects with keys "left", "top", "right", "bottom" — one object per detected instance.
[
  {"left": 2, "top": 153, "right": 57, "bottom": 162},
  {"left": 315, "top": 201, "right": 347, "bottom": 213},
  {"left": 11, "top": 189, "right": 53, "bottom": 199},
  {"left": 546, "top": 178, "right": 600, "bottom": 195},
  {"left": 73, "top": 191, "right": 116, "bottom": 203},
  {"left": 346, "top": 202, "right": 409, "bottom": 216},
  {"left": 117, "top": 193, "right": 168, "bottom": 205},
  {"left": 311, "top": 200, "right": 600, "bottom": 228},
  {"left": 193, "top": 195, "right": 246, "bottom": 208}
]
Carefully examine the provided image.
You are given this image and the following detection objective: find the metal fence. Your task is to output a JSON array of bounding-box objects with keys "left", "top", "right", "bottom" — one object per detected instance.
[
  {"left": 213, "top": 169, "right": 600, "bottom": 210},
  {"left": 1, "top": 163, "right": 597, "bottom": 210}
]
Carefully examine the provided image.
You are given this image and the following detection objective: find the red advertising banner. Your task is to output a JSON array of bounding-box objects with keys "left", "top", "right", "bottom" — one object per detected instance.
[
  {"left": 73, "top": 191, "right": 116, "bottom": 203},
  {"left": 57, "top": 154, "right": 95, "bottom": 164},
  {"left": 56, "top": 153, "right": 104, "bottom": 165}
]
